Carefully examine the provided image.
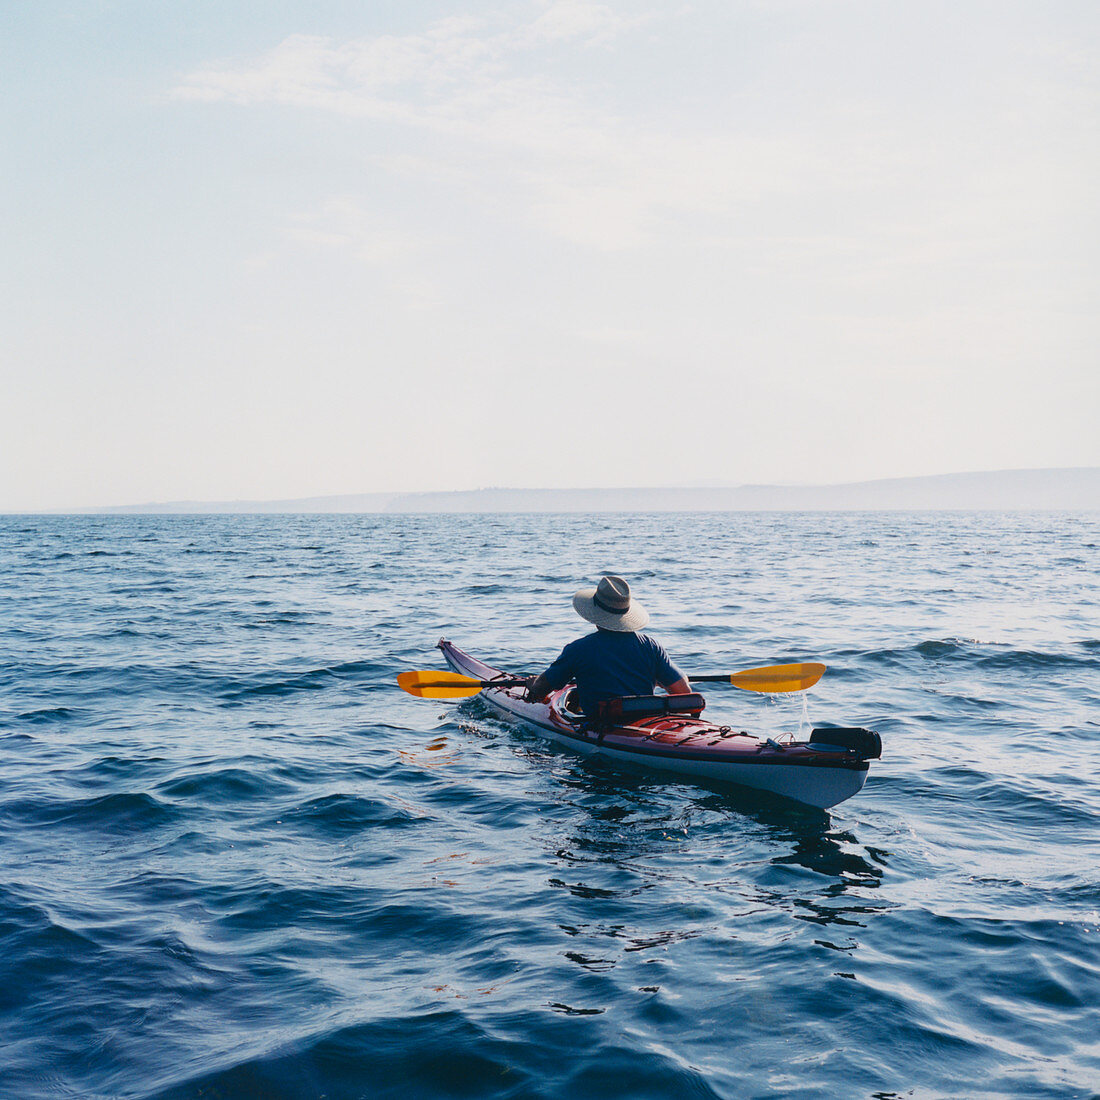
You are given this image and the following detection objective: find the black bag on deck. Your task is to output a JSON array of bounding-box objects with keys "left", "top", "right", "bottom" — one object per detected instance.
[
  {"left": 809, "top": 727, "right": 882, "bottom": 759},
  {"left": 596, "top": 693, "right": 706, "bottom": 723}
]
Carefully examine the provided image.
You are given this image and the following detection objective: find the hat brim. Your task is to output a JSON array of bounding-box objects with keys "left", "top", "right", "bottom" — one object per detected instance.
[{"left": 573, "top": 588, "right": 649, "bottom": 632}]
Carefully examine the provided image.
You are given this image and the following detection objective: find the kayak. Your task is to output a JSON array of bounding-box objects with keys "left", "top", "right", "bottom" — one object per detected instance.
[{"left": 437, "top": 639, "right": 879, "bottom": 810}]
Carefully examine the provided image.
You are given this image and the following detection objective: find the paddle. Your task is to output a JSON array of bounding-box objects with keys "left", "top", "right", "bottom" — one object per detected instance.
[
  {"left": 396, "top": 670, "right": 529, "bottom": 698},
  {"left": 397, "top": 662, "right": 825, "bottom": 699},
  {"left": 691, "top": 662, "right": 826, "bottom": 694}
]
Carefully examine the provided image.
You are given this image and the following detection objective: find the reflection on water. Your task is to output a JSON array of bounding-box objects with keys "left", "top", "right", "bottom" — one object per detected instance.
[
  {"left": 773, "top": 826, "right": 886, "bottom": 886},
  {"left": 396, "top": 734, "right": 458, "bottom": 769},
  {"left": 503, "top": 743, "right": 899, "bottom": 1001}
]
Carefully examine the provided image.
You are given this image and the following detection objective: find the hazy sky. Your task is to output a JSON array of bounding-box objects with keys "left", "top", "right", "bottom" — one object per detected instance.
[{"left": 3, "top": 0, "right": 1098, "bottom": 509}]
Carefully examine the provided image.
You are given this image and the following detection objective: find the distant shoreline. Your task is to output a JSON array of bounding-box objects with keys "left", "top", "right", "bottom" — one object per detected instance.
[{"left": 15, "top": 467, "right": 1100, "bottom": 514}]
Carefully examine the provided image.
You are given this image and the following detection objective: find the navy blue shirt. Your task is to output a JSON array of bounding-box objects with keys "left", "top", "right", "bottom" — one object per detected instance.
[{"left": 541, "top": 630, "right": 686, "bottom": 716}]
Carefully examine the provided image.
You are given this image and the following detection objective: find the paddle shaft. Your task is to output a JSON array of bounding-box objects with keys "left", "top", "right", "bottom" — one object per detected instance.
[
  {"left": 399, "top": 658, "right": 824, "bottom": 699},
  {"left": 441, "top": 675, "right": 804, "bottom": 688},
  {"left": 417, "top": 677, "right": 527, "bottom": 690},
  {"left": 439, "top": 673, "right": 815, "bottom": 687}
]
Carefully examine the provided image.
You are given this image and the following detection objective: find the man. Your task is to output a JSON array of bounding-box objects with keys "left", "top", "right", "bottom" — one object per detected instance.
[{"left": 525, "top": 575, "right": 692, "bottom": 717}]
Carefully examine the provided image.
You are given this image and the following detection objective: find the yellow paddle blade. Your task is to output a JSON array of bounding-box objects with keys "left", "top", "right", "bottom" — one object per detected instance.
[
  {"left": 729, "top": 662, "right": 826, "bottom": 693},
  {"left": 396, "top": 670, "right": 486, "bottom": 698}
]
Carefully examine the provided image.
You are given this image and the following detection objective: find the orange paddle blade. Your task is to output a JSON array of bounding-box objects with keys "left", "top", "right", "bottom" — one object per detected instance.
[
  {"left": 397, "top": 671, "right": 487, "bottom": 698},
  {"left": 729, "top": 662, "right": 826, "bottom": 693}
]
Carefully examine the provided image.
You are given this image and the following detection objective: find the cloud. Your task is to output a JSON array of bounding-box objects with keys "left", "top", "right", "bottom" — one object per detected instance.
[
  {"left": 282, "top": 196, "right": 443, "bottom": 309},
  {"left": 172, "top": 6, "right": 768, "bottom": 250},
  {"left": 172, "top": 3, "right": 1090, "bottom": 260},
  {"left": 528, "top": 0, "right": 645, "bottom": 44},
  {"left": 171, "top": 10, "right": 603, "bottom": 114},
  {"left": 288, "top": 196, "right": 423, "bottom": 264}
]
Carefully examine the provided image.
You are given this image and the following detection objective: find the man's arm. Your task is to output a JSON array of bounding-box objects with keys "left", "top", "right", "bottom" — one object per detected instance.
[
  {"left": 525, "top": 642, "right": 575, "bottom": 702},
  {"left": 651, "top": 637, "right": 690, "bottom": 696}
]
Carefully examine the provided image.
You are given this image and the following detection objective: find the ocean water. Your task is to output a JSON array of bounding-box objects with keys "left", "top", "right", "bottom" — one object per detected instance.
[{"left": 1, "top": 512, "right": 1098, "bottom": 1100}]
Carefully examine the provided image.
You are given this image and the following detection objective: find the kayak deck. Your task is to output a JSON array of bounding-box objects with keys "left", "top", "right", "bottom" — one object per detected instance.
[{"left": 437, "top": 639, "right": 874, "bottom": 810}]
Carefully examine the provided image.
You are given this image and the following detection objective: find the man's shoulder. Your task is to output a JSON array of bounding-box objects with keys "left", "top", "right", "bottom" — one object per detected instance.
[
  {"left": 557, "top": 632, "right": 599, "bottom": 658},
  {"left": 563, "top": 630, "right": 665, "bottom": 653}
]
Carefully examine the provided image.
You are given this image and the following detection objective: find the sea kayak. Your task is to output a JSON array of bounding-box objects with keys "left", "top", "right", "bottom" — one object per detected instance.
[{"left": 437, "top": 639, "right": 879, "bottom": 810}]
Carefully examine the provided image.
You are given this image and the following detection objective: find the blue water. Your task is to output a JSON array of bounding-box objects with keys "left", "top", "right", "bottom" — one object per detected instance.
[{"left": 1, "top": 512, "right": 1098, "bottom": 1099}]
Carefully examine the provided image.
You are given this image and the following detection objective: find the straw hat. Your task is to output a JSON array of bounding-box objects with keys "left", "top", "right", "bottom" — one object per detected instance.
[{"left": 572, "top": 575, "right": 649, "bottom": 632}]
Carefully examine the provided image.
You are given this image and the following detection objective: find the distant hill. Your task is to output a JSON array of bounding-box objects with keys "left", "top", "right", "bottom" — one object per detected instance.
[
  {"left": 79, "top": 492, "right": 401, "bottom": 515},
  {"left": 53, "top": 467, "right": 1100, "bottom": 513}
]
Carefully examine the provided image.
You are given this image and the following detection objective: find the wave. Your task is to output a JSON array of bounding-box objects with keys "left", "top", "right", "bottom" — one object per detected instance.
[
  {"left": 143, "top": 1009, "right": 727, "bottom": 1100},
  {"left": 156, "top": 766, "right": 282, "bottom": 804},
  {"left": 891, "top": 759, "right": 1099, "bottom": 833},
  {"left": 219, "top": 670, "right": 338, "bottom": 702},
  {"left": 0, "top": 791, "right": 179, "bottom": 832},
  {"left": 273, "top": 792, "right": 422, "bottom": 835},
  {"left": 11, "top": 706, "right": 82, "bottom": 724},
  {"left": 834, "top": 638, "right": 1100, "bottom": 673},
  {"left": 219, "top": 659, "right": 389, "bottom": 702}
]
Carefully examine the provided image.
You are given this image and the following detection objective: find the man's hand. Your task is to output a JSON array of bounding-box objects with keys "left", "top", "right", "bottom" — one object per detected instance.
[{"left": 524, "top": 674, "right": 549, "bottom": 703}]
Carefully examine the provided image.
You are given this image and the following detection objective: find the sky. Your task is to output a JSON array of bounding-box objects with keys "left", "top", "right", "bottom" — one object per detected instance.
[{"left": 2, "top": 0, "right": 1098, "bottom": 509}]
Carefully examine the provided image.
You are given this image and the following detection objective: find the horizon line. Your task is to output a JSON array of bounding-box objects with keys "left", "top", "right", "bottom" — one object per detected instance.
[{"left": 6, "top": 465, "right": 1099, "bottom": 515}]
